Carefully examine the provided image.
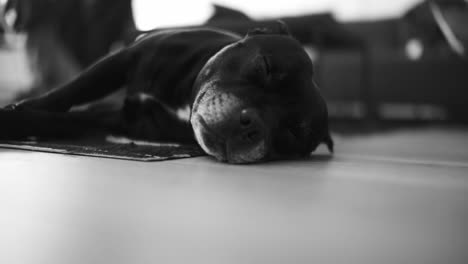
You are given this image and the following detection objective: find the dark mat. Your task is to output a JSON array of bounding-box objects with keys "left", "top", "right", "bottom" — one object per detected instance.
[{"left": 0, "top": 135, "right": 206, "bottom": 161}]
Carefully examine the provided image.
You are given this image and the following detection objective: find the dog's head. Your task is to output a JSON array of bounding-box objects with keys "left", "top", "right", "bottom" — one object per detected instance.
[{"left": 191, "top": 22, "right": 333, "bottom": 164}]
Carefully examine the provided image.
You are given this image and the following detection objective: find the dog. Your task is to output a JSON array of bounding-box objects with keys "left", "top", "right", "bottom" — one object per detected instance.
[
  {"left": 1, "top": 0, "right": 135, "bottom": 99},
  {"left": 0, "top": 22, "right": 333, "bottom": 164}
]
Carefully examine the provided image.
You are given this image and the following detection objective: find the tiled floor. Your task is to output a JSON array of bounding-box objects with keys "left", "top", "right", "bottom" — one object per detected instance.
[{"left": 1, "top": 127, "right": 467, "bottom": 264}]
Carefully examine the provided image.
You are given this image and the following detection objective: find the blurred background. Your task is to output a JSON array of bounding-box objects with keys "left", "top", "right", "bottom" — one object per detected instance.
[{"left": 0, "top": 0, "right": 467, "bottom": 126}]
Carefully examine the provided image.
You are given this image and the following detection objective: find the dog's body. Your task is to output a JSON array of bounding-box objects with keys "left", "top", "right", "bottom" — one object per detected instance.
[{"left": 1, "top": 25, "right": 333, "bottom": 163}]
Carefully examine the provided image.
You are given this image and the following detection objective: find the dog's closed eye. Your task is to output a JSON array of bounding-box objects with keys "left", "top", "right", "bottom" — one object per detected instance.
[
  {"left": 262, "top": 55, "right": 271, "bottom": 76},
  {"left": 287, "top": 125, "right": 306, "bottom": 140}
]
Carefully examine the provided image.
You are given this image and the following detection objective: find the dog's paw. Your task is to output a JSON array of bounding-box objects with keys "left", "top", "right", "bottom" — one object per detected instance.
[
  {"left": 2, "top": 98, "right": 50, "bottom": 112},
  {"left": 2, "top": 102, "right": 23, "bottom": 111},
  {"left": 3, "top": 100, "right": 34, "bottom": 111}
]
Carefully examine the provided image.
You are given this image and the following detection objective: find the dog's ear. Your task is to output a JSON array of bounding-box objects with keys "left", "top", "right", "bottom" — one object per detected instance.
[
  {"left": 246, "top": 27, "right": 270, "bottom": 36},
  {"left": 50, "top": 47, "right": 134, "bottom": 110},
  {"left": 246, "top": 21, "right": 292, "bottom": 37},
  {"left": 323, "top": 131, "right": 334, "bottom": 154},
  {"left": 276, "top": 20, "right": 292, "bottom": 36}
]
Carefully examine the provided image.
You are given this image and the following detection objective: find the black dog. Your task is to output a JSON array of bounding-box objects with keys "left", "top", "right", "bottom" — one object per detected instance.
[{"left": 1, "top": 23, "right": 333, "bottom": 163}]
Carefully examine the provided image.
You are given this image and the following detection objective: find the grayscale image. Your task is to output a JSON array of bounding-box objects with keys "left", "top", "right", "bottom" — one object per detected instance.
[{"left": 0, "top": 0, "right": 467, "bottom": 263}]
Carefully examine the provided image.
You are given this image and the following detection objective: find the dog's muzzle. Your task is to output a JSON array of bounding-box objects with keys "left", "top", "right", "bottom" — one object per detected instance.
[{"left": 191, "top": 93, "right": 267, "bottom": 164}]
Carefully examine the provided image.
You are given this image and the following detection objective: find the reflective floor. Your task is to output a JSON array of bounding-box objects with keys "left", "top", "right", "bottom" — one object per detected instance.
[{"left": 1, "top": 127, "right": 468, "bottom": 264}]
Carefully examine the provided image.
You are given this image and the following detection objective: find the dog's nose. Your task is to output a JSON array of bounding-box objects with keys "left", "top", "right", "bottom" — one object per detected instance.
[
  {"left": 223, "top": 108, "right": 266, "bottom": 163},
  {"left": 228, "top": 108, "right": 265, "bottom": 148},
  {"left": 192, "top": 105, "right": 267, "bottom": 163},
  {"left": 240, "top": 108, "right": 256, "bottom": 128}
]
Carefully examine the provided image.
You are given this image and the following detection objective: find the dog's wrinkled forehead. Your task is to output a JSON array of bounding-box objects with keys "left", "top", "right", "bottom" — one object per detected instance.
[
  {"left": 193, "top": 25, "right": 319, "bottom": 111},
  {"left": 197, "top": 33, "right": 314, "bottom": 93}
]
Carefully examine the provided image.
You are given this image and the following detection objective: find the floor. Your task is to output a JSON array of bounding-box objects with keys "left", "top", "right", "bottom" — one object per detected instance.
[
  {"left": 1, "top": 127, "right": 468, "bottom": 264},
  {"left": 1, "top": 44, "right": 468, "bottom": 264}
]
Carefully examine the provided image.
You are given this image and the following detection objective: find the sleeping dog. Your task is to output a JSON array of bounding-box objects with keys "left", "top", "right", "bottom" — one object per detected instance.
[{"left": 1, "top": 23, "right": 333, "bottom": 164}]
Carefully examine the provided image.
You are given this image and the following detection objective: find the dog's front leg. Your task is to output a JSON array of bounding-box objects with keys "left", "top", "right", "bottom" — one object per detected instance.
[{"left": 5, "top": 47, "right": 134, "bottom": 112}]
